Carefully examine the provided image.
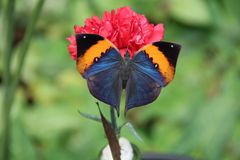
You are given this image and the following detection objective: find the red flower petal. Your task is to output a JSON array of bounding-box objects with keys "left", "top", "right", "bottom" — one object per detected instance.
[
  {"left": 66, "top": 36, "right": 77, "bottom": 60},
  {"left": 74, "top": 25, "right": 84, "bottom": 34},
  {"left": 67, "top": 6, "right": 164, "bottom": 60},
  {"left": 148, "top": 24, "right": 164, "bottom": 42}
]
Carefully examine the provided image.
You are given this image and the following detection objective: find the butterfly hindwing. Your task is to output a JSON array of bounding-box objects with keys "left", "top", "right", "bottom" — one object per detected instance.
[
  {"left": 125, "top": 67, "right": 161, "bottom": 111},
  {"left": 76, "top": 34, "right": 123, "bottom": 112},
  {"left": 125, "top": 41, "right": 181, "bottom": 111},
  {"left": 87, "top": 68, "right": 122, "bottom": 112}
]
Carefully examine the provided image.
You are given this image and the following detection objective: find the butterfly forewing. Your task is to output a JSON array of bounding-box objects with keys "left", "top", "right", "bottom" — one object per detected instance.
[
  {"left": 76, "top": 34, "right": 123, "bottom": 112},
  {"left": 125, "top": 41, "right": 181, "bottom": 111},
  {"left": 136, "top": 41, "right": 181, "bottom": 86}
]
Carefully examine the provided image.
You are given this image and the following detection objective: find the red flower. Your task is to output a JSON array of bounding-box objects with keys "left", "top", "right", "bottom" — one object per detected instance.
[
  {"left": 66, "top": 36, "right": 77, "bottom": 60},
  {"left": 67, "top": 6, "right": 164, "bottom": 60}
]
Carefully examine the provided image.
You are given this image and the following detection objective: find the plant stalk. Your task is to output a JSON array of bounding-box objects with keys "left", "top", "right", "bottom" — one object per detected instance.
[
  {"left": 110, "top": 107, "right": 118, "bottom": 136},
  {"left": 1, "top": 0, "right": 45, "bottom": 159},
  {"left": 1, "top": 0, "right": 16, "bottom": 159}
]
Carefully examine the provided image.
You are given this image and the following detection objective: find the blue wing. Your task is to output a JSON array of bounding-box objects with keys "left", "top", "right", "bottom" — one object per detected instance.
[
  {"left": 125, "top": 51, "right": 163, "bottom": 111},
  {"left": 84, "top": 48, "right": 123, "bottom": 112},
  {"left": 83, "top": 48, "right": 123, "bottom": 78},
  {"left": 131, "top": 50, "right": 165, "bottom": 87},
  {"left": 125, "top": 41, "right": 181, "bottom": 111}
]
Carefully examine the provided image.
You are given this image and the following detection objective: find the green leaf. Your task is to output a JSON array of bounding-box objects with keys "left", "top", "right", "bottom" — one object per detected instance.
[
  {"left": 126, "top": 122, "right": 143, "bottom": 142},
  {"left": 78, "top": 110, "right": 102, "bottom": 123}
]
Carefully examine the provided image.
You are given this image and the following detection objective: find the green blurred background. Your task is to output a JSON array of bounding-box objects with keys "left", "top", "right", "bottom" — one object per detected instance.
[{"left": 0, "top": 0, "right": 240, "bottom": 159}]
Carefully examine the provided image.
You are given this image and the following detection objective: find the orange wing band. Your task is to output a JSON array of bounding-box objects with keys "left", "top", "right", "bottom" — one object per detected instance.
[
  {"left": 143, "top": 44, "right": 175, "bottom": 84},
  {"left": 77, "top": 40, "right": 111, "bottom": 75}
]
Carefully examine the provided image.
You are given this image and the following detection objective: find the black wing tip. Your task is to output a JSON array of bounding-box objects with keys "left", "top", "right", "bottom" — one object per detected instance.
[
  {"left": 153, "top": 41, "right": 181, "bottom": 67},
  {"left": 172, "top": 42, "right": 181, "bottom": 52},
  {"left": 76, "top": 33, "right": 105, "bottom": 40},
  {"left": 153, "top": 41, "right": 181, "bottom": 51},
  {"left": 75, "top": 34, "right": 105, "bottom": 58}
]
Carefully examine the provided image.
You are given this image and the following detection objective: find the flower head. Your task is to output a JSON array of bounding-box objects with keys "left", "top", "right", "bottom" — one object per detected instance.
[{"left": 67, "top": 6, "right": 164, "bottom": 60}]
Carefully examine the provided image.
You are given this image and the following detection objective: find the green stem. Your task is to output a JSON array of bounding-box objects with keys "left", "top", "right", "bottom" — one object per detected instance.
[
  {"left": 110, "top": 107, "right": 118, "bottom": 136},
  {"left": 2, "top": 0, "right": 15, "bottom": 82},
  {"left": 1, "top": 0, "right": 15, "bottom": 159},
  {"left": 9, "top": 0, "right": 44, "bottom": 99},
  {"left": 1, "top": 0, "right": 45, "bottom": 159}
]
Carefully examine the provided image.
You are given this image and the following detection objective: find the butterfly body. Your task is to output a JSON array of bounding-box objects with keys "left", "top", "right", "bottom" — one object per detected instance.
[
  {"left": 118, "top": 53, "right": 132, "bottom": 88},
  {"left": 75, "top": 34, "right": 181, "bottom": 114}
]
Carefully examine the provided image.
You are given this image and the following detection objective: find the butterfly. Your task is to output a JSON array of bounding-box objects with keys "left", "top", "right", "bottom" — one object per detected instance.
[{"left": 75, "top": 34, "right": 181, "bottom": 114}]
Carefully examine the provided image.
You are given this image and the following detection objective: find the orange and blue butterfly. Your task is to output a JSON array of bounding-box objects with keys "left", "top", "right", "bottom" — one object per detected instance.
[{"left": 75, "top": 34, "right": 181, "bottom": 114}]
